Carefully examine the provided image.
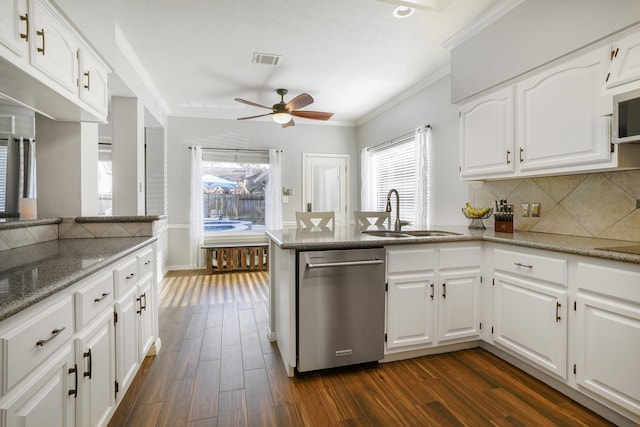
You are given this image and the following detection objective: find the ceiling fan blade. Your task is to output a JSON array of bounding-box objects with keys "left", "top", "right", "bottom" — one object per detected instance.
[
  {"left": 234, "top": 98, "right": 272, "bottom": 110},
  {"left": 290, "top": 110, "right": 334, "bottom": 121},
  {"left": 281, "top": 119, "right": 295, "bottom": 128},
  {"left": 285, "top": 93, "right": 314, "bottom": 111},
  {"left": 236, "top": 113, "right": 273, "bottom": 120}
]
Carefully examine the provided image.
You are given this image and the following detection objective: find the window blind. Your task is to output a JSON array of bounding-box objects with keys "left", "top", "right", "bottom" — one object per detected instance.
[
  {"left": 370, "top": 135, "right": 417, "bottom": 225},
  {"left": 0, "top": 141, "right": 7, "bottom": 211}
]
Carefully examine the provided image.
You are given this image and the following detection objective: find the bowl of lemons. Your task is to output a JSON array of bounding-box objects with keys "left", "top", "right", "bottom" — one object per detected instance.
[{"left": 462, "top": 203, "right": 493, "bottom": 229}]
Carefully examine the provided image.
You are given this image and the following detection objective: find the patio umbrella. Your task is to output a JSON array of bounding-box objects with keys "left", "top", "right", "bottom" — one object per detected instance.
[{"left": 202, "top": 174, "right": 237, "bottom": 188}]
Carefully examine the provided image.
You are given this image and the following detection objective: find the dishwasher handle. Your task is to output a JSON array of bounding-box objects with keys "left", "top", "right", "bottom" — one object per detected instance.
[{"left": 306, "top": 259, "right": 384, "bottom": 269}]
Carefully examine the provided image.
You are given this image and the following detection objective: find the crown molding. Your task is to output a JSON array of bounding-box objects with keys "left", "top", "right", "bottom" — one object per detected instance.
[{"left": 441, "top": 0, "right": 525, "bottom": 51}]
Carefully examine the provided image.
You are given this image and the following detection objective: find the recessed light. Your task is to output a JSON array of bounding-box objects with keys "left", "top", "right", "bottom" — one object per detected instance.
[{"left": 392, "top": 5, "right": 415, "bottom": 18}]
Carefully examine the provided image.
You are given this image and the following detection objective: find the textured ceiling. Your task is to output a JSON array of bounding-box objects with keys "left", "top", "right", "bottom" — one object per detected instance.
[{"left": 112, "top": 0, "right": 501, "bottom": 125}]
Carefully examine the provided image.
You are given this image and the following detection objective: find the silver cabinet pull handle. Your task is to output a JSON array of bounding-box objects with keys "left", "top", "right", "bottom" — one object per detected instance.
[
  {"left": 442, "top": 283, "right": 447, "bottom": 299},
  {"left": 514, "top": 262, "right": 533, "bottom": 269},
  {"left": 506, "top": 149, "right": 511, "bottom": 165},
  {"left": 83, "top": 70, "right": 90, "bottom": 90},
  {"left": 94, "top": 292, "right": 110, "bottom": 303},
  {"left": 36, "top": 326, "right": 65, "bottom": 347}
]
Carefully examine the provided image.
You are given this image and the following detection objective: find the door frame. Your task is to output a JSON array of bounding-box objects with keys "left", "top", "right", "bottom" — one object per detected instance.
[{"left": 301, "top": 152, "right": 349, "bottom": 226}]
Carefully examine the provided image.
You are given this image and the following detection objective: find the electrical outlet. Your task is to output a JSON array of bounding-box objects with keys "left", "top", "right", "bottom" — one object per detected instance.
[
  {"left": 521, "top": 203, "right": 530, "bottom": 217},
  {"left": 531, "top": 203, "right": 541, "bottom": 217}
]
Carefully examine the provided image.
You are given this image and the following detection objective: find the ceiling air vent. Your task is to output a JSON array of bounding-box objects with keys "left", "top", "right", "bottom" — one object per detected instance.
[{"left": 252, "top": 52, "right": 282, "bottom": 66}]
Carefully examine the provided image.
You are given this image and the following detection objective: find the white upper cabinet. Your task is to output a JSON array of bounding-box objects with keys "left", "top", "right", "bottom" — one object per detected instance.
[
  {"left": 30, "top": 0, "right": 80, "bottom": 95},
  {"left": 0, "top": 0, "right": 29, "bottom": 60},
  {"left": 517, "top": 47, "right": 611, "bottom": 173},
  {"left": 604, "top": 29, "right": 640, "bottom": 92},
  {"left": 460, "top": 87, "right": 515, "bottom": 178},
  {"left": 0, "top": 0, "right": 110, "bottom": 121}
]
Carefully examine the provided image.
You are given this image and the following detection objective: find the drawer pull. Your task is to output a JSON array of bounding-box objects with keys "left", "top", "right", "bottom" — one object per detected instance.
[
  {"left": 36, "top": 327, "right": 66, "bottom": 347},
  {"left": 83, "top": 349, "right": 92, "bottom": 379},
  {"left": 430, "top": 283, "right": 434, "bottom": 300},
  {"left": 69, "top": 364, "right": 78, "bottom": 398},
  {"left": 36, "top": 28, "right": 45, "bottom": 55},
  {"left": 126, "top": 273, "right": 135, "bottom": 280},
  {"left": 94, "top": 292, "right": 110, "bottom": 303},
  {"left": 514, "top": 262, "right": 533, "bottom": 269},
  {"left": 556, "top": 302, "right": 562, "bottom": 323},
  {"left": 144, "top": 260, "right": 151, "bottom": 266},
  {"left": 442, "top": 283, "right": 446, "bottom": 299}
]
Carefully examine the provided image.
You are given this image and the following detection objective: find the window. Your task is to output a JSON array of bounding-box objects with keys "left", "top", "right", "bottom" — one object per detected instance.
[
  {"left": 202, "top": 149, "right": 269, "bottom": 235},
  {"left": 98, "top": 143, "right": 112, "bottom": 215},
  {"left": 367, "top": 135, "right": 417, "bottom": 225}
]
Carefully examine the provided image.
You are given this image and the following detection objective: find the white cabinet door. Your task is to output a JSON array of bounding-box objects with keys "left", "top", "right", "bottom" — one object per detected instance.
[
  {"left": 517, "top": 47, "right": 611, "bottom": 172},
  {"left": 605, "top": 30, "right": 640, "bottom": 91},
  {"left": 386, "top": 273, "right": 436, "bottom": 350},
  {"left": 459, "top": 86, "right": 515, "bottom": 178},
  {"left": 76, "top": 312, "right": 115, "bottom": 427},
  {"left": 494, "top": 272, "right": 568, "bottom": 379},
  {"left": 575, "top": 293, "right": 640, "bottom": 418},
  {"left": 136, "top": 274, "right": 154, "bottom": 361},
  {"left": 114, "top": 286, "right": 139, "bottom": 401},
  {"left": 30, "top": 0, "right": 79, "bottom": 94},
  {"left": 1, "top": 344, "right": 76, "bottom": 427},
  {"left": 438, "top": 271, "right": 480, "bottom": 342},
  {"left": 78, "top": 46, "right": 109, "bottom": 115},
  {"left": 0, "top": 0, "right": 28, "bottom": 60}
]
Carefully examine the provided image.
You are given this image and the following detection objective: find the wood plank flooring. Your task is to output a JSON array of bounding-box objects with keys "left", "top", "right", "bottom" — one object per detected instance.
[{"left": 107, "top": 270, "right": 615, "bottom": 427}]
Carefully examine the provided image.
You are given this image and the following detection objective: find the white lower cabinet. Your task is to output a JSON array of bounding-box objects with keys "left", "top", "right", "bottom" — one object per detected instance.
[
  {"left": 574, "top": 261, "right": 640, "bottom": 422},
  {"left": 0, "top": 241, "right": 157, "bottom": 427},
  {"left": 75, "top": 310, "right": 115, "bottom": 427},
  {"left": 114, "top": 285, "right": 140, "bottom": 400},
  {"left": 385, "top": 243, "right": 482, "bottom": 353},
  {"left": 0, "top": 343, "right": 76, "bottom": 427},
  {"left": 492, "top": 248, "right": 568, "bottom": 380}
]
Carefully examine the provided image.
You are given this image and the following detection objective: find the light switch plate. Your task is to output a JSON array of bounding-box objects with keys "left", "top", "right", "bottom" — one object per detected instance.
[
  {"left": 521, "top": 203, "right": 530, "bottom": 217},
  {"left": 531, "top": 203, "right": 541, "bottom": 217}
]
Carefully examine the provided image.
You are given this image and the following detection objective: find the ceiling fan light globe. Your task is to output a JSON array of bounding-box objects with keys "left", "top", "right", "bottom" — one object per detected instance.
[{"left": 273, "top": 112, "right": 292, "bottom": 124}]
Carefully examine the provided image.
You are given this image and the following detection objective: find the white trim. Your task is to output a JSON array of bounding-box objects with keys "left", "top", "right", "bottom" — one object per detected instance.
[
  {"left": 115, "top": 24, "right": 170, "bottom": 115},
  {"left": 356, "top": 65, "right": 450, "bottom": 126},
  {"left": 440, "top": 0, "right": 525, "bottom": 51}
]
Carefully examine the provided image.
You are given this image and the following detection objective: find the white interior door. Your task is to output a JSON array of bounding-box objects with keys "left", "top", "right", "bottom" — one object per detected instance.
[{"left": 302, "top": 153, "right": 348, "bottom": 226}]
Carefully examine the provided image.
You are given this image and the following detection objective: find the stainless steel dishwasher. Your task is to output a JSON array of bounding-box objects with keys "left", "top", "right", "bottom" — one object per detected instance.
[{"left": 297, "top": 248, "right": 385, "bottom": 373}]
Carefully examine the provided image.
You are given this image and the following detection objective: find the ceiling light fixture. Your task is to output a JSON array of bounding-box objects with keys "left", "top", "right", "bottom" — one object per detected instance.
[
  {"left": 392, "top": 5, "right": 415, "bottom": 18},
  {"left": 272, "top": 112, "right": 292, "bottom": 124}
]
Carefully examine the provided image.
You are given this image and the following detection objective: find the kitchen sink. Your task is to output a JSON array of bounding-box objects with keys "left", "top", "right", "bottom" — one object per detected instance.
[
  {"left": 361, "top": 230, "right": 462, "bottom": 238},
  {"left": 361, "top": 230, "right": 413, "bottom": 238}
]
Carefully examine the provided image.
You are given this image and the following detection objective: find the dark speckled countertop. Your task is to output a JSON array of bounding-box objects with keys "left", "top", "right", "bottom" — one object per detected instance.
[
  {"left": 0, "top": 237, "right": 156, "bottom": 321},
  {"left": 267, "top": 225, "right": 640, "bottom": 265}
]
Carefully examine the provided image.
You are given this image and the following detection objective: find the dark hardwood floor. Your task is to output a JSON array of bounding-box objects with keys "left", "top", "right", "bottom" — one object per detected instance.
[{"left": 107, "top": 270, "right": 614, "bottom": 427}]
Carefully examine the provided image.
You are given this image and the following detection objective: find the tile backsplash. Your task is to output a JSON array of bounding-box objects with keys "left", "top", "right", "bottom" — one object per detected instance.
[{"left": 468, "top": 170, "right": 640, "bottom": 242}]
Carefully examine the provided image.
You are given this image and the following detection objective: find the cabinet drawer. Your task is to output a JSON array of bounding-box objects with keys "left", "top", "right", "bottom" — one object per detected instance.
[
  {"left": 1, "top": 296, "right": 74, "bottom": 393},
  {"left": 439, "top": 245, "right": 482, "bottom": 270},
  {"left": 75, "top": 270, "right": 114, "bottom": 330},
  {"left": 137, "top": 247, "right": 154, "bottom": 278},
  {"left": 114, "top": 257, "right": 138, "bottom": 297},
  {"left": 387, "top": 246, "right": 435, "bottom": 274},
  {"left": 576, "top": 261, "right": 640, "bottom": 303},
  {"left": 494, "top": 249, "right": 566, "bottom": 286}
]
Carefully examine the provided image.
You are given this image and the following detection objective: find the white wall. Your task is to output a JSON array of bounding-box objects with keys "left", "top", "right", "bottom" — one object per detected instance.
[
  {"left": 451, "top": 0, "right": 640, "bottom": 102},
  {"left": 166, "top": 117, "right": 358, "bottom": 268},
  {"left": 357, "top": 75, "right": 467, "bottom": 227}
]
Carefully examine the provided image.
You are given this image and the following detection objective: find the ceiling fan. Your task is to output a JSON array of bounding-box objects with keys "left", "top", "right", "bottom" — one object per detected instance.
[{"left": 235, "top": 88, "right": 334, "bottom": 128}]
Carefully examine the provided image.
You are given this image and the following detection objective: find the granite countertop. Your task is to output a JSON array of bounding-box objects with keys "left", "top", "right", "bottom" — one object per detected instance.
[
  {"left": 0, "top": 236, "right": 156, "bottom": 321},
  {"left": 266, "top": 225, "right": 640, "bottom": 265},
  {"left": 0, "top": 217, "right": 63, "bottom": 230}
]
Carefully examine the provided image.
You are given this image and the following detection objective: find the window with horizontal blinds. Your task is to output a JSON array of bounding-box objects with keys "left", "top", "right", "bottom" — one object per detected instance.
[
  {"left": 370, "top": 136, "right": 417, "bottom": 225},
  {"left": 0, "top": 141, "right": 6, "bottom": 211}
]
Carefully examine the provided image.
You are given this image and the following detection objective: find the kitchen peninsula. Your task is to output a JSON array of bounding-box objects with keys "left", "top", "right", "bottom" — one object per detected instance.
[{"left": 267, "top": 225, "right": 640, "bottom": 426}]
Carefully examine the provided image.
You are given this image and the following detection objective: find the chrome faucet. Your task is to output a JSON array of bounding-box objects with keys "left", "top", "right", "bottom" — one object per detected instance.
[{"left": 386, "top": 189, "right": 409, "bottom": 231}]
